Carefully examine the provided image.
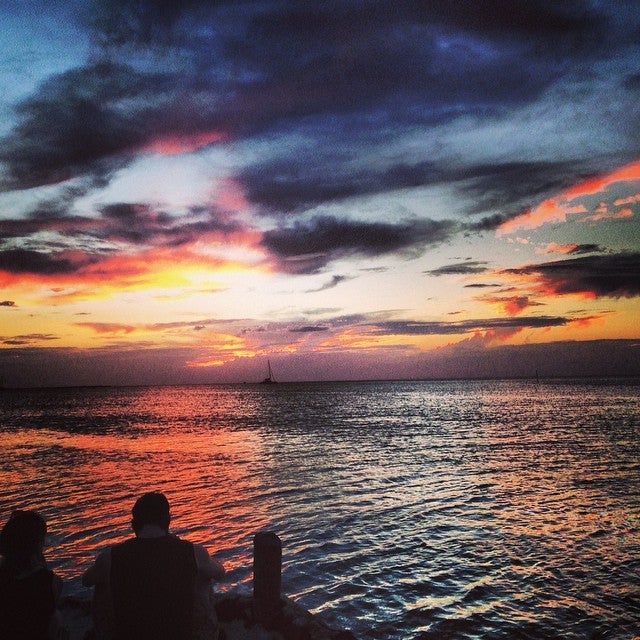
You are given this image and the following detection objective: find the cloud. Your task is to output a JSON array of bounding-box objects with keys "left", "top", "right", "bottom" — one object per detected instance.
[
  {"left": 289, "top": 325, "right": 329, "bottom": 333},
  {"left": 93, "top": 1, "right": 602, "bottom": 52},
  {"left": 0, "top": 300, "right": 16, "bottom": 307},
  {"left": 505, "top": 252, "right": 640, "bottom": 298},
  {"left": 499, "top": 160, "right": 640, "bottom": 234},
  {"left": 1, "top": 0, "right": 619, "bottom": 200},
  {"left": 0, "top": 62, "right": 181, "bottom": 189},
  {"left": 74, "top": 322, "right": 137, "bottom": 335},
  {"left": 97, "top": 202, "right": 243, "bottom": 246},
  {"left": 464, "top": 283, "right": 501, "bottom": 289},
  {"left": 477, "top": 295, "right": 545, "bottom": 315},
  {"left": 307, "top": 275, "right": 351, "bottom": 293},
  {"left": 0, "top": 198, "right": 258, "bottom": 288},
  {"left": 241, "top": 159, "right": 443, "bottom": 214},
  {"left": 460, "top": 160, "right": 595, "bottom": 222},
  {"left": 368, "top": 315, "right": 570, "bottom": 336},
  {"left": 426, "top": 261, "right": 489, "bottom": 276},
  {"left": 262, "top": 215, "right": 457, "bottom": 273},
  {"left": 537, "top": 243, "right": 605, "bottom": 255},
  {"left": 2, "top": 338, "right": 638, "bottom": 387},
  {"left": 1, "top": 333, "right": 59, "bottom": 346},
  {"left": 0, "top": 248, "right": 90, "bottom": 275}
]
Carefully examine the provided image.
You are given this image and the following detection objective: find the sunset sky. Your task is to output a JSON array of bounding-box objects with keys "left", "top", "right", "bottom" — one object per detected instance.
[{"left": 1, "top": 0, "right": 639, "bottom": 386}]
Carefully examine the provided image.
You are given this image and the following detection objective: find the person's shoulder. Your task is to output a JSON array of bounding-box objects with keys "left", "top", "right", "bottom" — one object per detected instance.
[
  {"left": 192, "top": 544, "right": 225, "bottom": 580},
  {"left": 82, "top": 544, "right": 114, "bottom": 586}
]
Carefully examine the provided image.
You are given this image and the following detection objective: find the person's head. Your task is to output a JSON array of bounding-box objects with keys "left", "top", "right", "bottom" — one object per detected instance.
[
  {"left": 131, "top": 492, "right": 171, "bottom": 534},
  {"left": 0, "top": 510, "right": 47, "bottom": 569}
]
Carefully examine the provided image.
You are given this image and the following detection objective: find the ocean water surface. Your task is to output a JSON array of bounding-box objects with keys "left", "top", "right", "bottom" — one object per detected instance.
[{"left": 1, "top": 379, "right": 639, "bottom": 639}]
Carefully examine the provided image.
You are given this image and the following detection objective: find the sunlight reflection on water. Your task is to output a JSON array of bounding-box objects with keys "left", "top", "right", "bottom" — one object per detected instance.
[{"left": 1, "top": 380, "right": 639, "bottom": 639}]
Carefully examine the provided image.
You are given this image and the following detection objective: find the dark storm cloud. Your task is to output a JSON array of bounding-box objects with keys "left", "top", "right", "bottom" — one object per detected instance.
[
  {"left": 98, "top": 202, "right": 240, "bottom": 245},
  {"left": 0, "top": 62, "right": 181, "bottom": 189},
  {"left": 241, "top": 154, "right": 616, "bottom": 224},
  {"left": 426, "top": 261, "right": 489, "bottom": 276},
  {"left": 407, "top": 0, "right": 599, "bottom": 37},
  {"left": 241, "top": 159, "right": 441, "bottom": 213},
  {"left": 92, "top": 0, "right": 602, "bottom": 52},
  {"left": 459, "top": 161, "right": 600, "bottom": 221},
  {"left": 506, "top": 252, "right": 640, "bottom": 298},
  {"left": 0, "top": 249, "right": 85, "bottom": 275},
  {"left": 89, "top": 0, "right": 224, "bottom": 48},
  {"left": 0, "top": 0, "right": 618, "bottom": 197},
  {"left": 261, "top": 215, "right": 457, "bottom": 273}
]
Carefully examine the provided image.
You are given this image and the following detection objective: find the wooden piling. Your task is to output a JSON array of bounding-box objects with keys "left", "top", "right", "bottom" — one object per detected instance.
[{"left": 253, "top": 531, "right": 282, "bottom": 622}]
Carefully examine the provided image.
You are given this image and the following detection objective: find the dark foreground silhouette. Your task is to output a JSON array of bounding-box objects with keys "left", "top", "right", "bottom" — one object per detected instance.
[
  {"left": 0, "top": 509, "right": 65, "bottom": 640},
  {"left": 82, "top": 492, "right": 225, "bottom": 640},
  {"left": 3, "top": 494, "right": 356, "bottom": 640}
]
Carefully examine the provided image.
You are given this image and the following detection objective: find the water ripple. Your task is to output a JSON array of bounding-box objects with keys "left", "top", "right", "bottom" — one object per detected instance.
[{"left": 1, "top": 380, "right": 639, "bottom": 639}]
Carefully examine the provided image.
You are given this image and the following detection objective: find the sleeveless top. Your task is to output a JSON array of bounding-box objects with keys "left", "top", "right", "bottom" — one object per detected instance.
[
  {"left": 110, "top": 536, "right": 197, "bottom": 640},
  {"left": 0, "top": 565, "right": 56, "bottom": 640}
]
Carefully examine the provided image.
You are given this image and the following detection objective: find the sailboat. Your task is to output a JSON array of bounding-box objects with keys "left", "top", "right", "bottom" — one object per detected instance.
[{"left": 261, "top": 359, "right": 277, "bottom": 384}]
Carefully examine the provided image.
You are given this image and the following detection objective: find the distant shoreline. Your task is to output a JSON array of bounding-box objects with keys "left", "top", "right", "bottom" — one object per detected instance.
[{"left": 1, "top": 374, "right": 639, "bottom": 391}]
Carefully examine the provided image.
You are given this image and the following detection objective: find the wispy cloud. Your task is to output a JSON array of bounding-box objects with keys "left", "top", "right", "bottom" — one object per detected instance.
[
  {"left": 426, "top": 261, "right": 489, "bottom": 276},
  {"left": 307, "top": 275, "right": 351, "bottom": 293},
  {"left": 537, "top": 243, "right": 605, "bottom": 255},
  {"left": 262, "top": 216, "right": 457, "bottom": 274},
  {"left": 1, "top": 333, "right": 59, "bottom": 346}
]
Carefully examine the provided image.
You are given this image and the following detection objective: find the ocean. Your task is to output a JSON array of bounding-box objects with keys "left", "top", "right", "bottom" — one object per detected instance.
[{"left": 1, "top": 379, "right": 639, "bottom": 639}]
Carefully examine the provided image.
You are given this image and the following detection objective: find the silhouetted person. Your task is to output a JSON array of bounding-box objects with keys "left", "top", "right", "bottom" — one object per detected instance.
[
  {"left": 0, "top": 510, "right": 64, "bottom": 640},
  {"left": 82, "top": 492, "right": 225, "bottom": 640}
]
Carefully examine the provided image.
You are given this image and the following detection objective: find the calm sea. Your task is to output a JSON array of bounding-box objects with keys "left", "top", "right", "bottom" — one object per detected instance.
[{"left": 1, "top": 379, "right": 639, "bottom": 639}]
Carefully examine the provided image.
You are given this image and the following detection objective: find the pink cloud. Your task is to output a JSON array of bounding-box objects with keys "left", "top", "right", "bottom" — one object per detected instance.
[
  {"left": 537, "top": 242, "right": 580, "bottom": 255},
  {"left": 498, "top": 199, "right": 586, "bottom": 235},
  {"left": 142, "top": 130, "right": 225, "bottom": 155},
  {"left": 498, "top": 159, "right": 640, "bottom": 234}
]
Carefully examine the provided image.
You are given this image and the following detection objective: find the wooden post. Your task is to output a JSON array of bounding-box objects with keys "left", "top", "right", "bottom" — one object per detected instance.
[{"left": 253, "top": 531, "right": 282, "bottom": 621}]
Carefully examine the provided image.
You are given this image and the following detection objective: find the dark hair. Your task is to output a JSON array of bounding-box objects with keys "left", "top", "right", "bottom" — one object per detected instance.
[
  {"left": 0, "top": 510, "right": 47, "bottom": 571},
  {"left": 131, "top": 492, "right": 170, "bottom": 533}
]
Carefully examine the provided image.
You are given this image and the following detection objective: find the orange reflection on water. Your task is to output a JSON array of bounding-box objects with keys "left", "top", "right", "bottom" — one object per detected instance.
[{"left": 0, "top": 386, "right": 274, "bottom": 591}]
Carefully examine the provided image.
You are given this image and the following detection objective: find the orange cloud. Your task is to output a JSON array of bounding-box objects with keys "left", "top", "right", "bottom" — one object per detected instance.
[
  {"left": 477, "top": 293, "right": 543, "bottom": 316},
  {"left": 562, "top": 160, "right": 640, "bottom": 200},
  {"left": 187, "top": 332, "right": 256, "bottom": 367},
  {"left": 498, "top": 199, "right": 586, "bottom": 235},
  {"left": 499, "top": 159, "right": 640, "bottom": 234},
  {"left": 537, "top": 242, "right": 581, "bottom": 255},
  {"left": 0, "top": 237, "right": 264, "bottom": 304},
  {"left": 570, "top": 313, "right": 609, "bottom": 329},
  {"left": 75, "top": 322, "right": 137, "bottom": 334}
]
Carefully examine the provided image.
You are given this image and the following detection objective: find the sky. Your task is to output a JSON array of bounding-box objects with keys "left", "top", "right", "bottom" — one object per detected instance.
[{"left": 0, "top": 0, "right": 639, "bottom": 387}]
